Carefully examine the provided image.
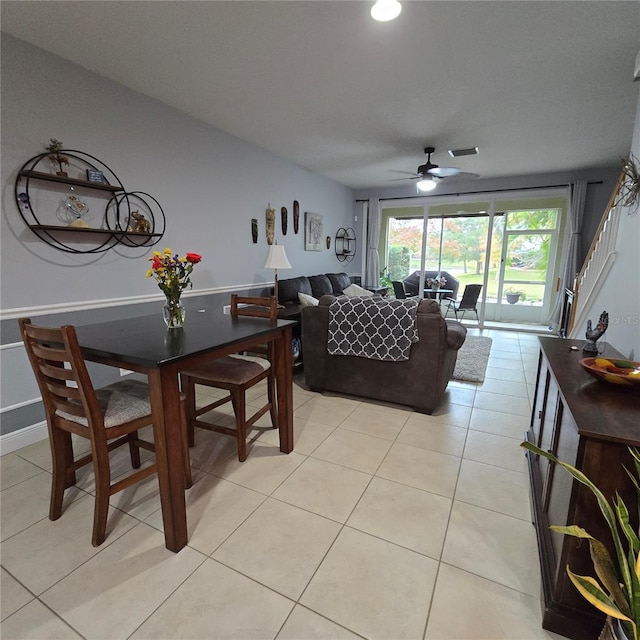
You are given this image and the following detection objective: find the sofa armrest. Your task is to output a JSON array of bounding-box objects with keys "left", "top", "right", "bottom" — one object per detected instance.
[{"left": 445, "top": 320, "right": 467, "bottom": 350}]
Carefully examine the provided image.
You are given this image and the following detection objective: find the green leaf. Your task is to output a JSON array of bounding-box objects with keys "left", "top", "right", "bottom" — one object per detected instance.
[
  {"left": 618, "top": 495, "right": 640, "bottom": 554},
  {"left": 521, "top": 442, "right": 633, "bottom": 612},
  {"left": 550, "top": 526, "right": 631, "bottom": 617},
  {"left": 566, "top": 568, "right": 632, "bottom": 622},
  {"left": 590, "top": 538, "right": 632, "bottom": 618}
]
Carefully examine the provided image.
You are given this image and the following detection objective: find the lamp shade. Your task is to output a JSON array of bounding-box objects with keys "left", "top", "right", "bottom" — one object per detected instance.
[{"left": 264, "top": 244, "right": 292, "bottom": 270}]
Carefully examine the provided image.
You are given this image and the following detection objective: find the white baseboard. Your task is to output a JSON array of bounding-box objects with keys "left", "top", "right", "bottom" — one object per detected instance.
[{"left": 0, "top": 421, "right": 48, "bottom": 455}]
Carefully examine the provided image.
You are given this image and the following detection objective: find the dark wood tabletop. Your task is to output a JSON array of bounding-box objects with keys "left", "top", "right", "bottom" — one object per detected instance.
[
  {"left": 538, "top": 336, "right": 640, "bottom": 445},
  {"left": 73, "top": 310, "right": 296, "bottom": 552},
  {"left": 74, "top": 311, "right": 296, "bottom": 369}
]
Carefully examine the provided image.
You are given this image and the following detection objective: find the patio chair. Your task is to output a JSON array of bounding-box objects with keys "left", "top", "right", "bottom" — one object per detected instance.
[
  {"left": 392, "top": 281, "right": 408, "bottom": 299},
  {"left": 444, "top": 284, "right": 482, "bottom": 321}
]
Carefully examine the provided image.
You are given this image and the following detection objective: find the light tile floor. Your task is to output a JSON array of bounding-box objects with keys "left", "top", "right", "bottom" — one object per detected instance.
[{"left": 1, "top": 329, "right": 567, "bottom": 639}]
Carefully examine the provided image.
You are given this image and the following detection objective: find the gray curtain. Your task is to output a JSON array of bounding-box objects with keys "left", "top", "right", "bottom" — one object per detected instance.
[
  {"left": 548, "top": 180, "right": 587, "bottom": 330},
  {"left": 365, "top": 197, "right": 381, "bottom": 287}
]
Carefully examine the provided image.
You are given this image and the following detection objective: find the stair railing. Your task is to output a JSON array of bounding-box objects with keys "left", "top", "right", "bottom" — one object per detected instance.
[{"left": 568, "top": 174, "right": 625, "bottom": 337}]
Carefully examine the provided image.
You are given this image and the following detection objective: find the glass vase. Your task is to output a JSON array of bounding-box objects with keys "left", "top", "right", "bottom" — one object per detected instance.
[{"left": 163, "top": 295, "right": 185, "bottom": 329}]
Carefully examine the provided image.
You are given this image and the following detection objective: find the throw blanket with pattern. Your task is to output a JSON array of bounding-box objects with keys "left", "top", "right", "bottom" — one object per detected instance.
[{"left": 327, "top": 296, "right": 419, "bottom": 361}]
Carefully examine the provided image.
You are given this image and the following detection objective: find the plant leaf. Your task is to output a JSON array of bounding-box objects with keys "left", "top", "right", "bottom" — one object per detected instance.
[
  {"left": 550, "top": 525, "right": 631, "bottom": 617},
  {"left": 566, "top": 568, "right": 632, "bottom": 622},
  {"left": 521, "top": 442, "right": 632, "bottom": 605},
  {"left": 618, "top": 494, "right": 640, "bottom": 554}
]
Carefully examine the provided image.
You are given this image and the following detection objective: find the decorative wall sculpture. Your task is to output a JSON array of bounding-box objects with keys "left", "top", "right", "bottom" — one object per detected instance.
[
  {"left": 266, "top": 203, "right": 275, "bottom": 245},
  {"left": 293, "top": 200, "right": 300, "bottom": 234}
]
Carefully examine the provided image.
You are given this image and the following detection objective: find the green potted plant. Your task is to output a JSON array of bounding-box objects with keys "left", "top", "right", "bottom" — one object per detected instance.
[
  {"left": 521, "top": 441, "right": 640, "bottom": 640},
  {"left": 505, "top": 287, "right": 523, "bottom": 304},
  {"left": 379, "top": 266, "right": 393, "bottom": 291}
]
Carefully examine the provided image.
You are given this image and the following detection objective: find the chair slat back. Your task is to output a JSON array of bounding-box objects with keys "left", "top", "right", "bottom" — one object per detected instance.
[
  {"left": 458, "top": 284, "right": 482, "bottom": 309},
  {"left": 392, "top": 282, "right": 407, "bottom": 299},
  {"left": 19, "top": 318, "right": 101, "bottom": 429},
  {"left": 230, "top": 295, "right": 278, "bottom": 320}
]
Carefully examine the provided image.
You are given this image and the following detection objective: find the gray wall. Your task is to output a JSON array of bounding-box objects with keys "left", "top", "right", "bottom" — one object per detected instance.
[{"left": 0, "top": 34, "right": 356, "bottom": 438}]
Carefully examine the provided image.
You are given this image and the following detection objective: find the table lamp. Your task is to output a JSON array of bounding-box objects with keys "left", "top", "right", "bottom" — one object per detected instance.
[{"left": 264, "top": 243, "right": 292, "bottom": 307}]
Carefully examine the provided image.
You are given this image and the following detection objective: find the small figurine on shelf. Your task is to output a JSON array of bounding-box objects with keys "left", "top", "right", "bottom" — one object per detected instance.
[
  {"left": 57, "top": 191, "right": 91, "bottom": 228},
  {"left": 129, "top": 211, "right": 152, "bottom": 233},
  {"left": 45, "top": 138, "right": 69, "bottom": 177}
]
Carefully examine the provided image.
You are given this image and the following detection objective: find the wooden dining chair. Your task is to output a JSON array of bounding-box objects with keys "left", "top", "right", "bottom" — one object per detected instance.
[
  {"left": 179, "top": 295, "right": 278, "bottom": 462},
  {"left": 19, "top": 317, "right": 192, "bottom": 547}
]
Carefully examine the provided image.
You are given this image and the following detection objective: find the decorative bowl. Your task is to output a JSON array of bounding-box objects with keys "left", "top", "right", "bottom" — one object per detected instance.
[{"left": 579, "top": 357, "right": 640, "bottom": 387}]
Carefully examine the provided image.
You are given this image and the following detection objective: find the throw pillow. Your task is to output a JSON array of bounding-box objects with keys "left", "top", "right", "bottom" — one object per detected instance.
[
  {"left": 298, "top": 292, "right": 319, "bottom": 307},
  {"left": 342, "top": 283, "right": 374, "bottom": 298},
  {"left": 308, "top": 274, "right": 333, "bottom": 298},
  {"left": 327, "top": 272, "right": 352, "bottom": 295}
]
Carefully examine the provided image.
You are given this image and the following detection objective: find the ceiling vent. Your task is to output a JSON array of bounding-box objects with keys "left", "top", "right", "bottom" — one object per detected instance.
[{"left": 448, "top": 147, "right": 479, "bottom": 158}]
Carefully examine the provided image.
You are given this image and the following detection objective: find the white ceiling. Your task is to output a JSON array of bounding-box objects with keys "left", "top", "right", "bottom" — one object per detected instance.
[{"left": 2, "top": 1, "right": 639, "bottom": 190}]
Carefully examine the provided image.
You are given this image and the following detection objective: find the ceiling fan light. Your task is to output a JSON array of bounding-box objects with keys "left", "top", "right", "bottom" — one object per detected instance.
[
  {"left": 371, "top": 0, "right": 402, "bottom": 22},
  {"left": 416, "top": 178, "right": 437, "bottom": 192}
]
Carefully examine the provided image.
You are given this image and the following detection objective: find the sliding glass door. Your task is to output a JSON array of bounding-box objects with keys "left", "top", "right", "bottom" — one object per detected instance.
[{"left": 378, "top": 190, "right": 566, "bottom": 326}]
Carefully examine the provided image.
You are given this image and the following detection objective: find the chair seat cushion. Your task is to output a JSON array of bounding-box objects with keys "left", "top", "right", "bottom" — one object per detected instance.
[
  {"left": 56, "top": 379, "right": 151, "bottom": 428},
  {"left": 182, "top": 354, "right": 270, "bottom": 385}
]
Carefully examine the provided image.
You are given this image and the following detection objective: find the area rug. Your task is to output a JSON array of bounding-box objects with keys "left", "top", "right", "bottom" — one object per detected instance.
[{"left": 452, "top": 336, "right": 493, "bottom": 383}]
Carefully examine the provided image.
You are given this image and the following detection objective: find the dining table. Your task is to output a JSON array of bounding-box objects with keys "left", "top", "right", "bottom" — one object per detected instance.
[{"left": 74, "top": 309, "right": 296, "bottom": 553}]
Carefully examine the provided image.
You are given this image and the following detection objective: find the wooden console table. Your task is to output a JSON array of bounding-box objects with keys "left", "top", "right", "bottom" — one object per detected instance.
[{"left": 525, "top": 337, "right": 640, "bottom": 640}]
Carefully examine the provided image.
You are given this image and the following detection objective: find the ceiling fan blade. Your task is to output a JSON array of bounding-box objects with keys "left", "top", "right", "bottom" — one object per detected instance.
[
  {"left": 387, "top": 175, "right": 420, "bottom": 182},
  {"left": 442, "top": 171, "right": 481, "bottom": 181},
  {"left": 428, "top": 166, "right": 460, "bottom": 178},
  {"left": 388, "top": 170, "right": 421, "bottom": 176}
]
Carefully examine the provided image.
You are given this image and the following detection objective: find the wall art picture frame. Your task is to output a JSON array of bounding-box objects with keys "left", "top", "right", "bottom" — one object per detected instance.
[{"left": 304, "top": 212, "right": 324, "bottom": 251}]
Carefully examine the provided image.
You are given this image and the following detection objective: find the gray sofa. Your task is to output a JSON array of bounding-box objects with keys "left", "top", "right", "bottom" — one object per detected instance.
[
  {"left": 302, "top": 295, "right": 467, "bottom": 414},
  {"left": 275, "top": 272, "right": 353, "bottom": 318}
]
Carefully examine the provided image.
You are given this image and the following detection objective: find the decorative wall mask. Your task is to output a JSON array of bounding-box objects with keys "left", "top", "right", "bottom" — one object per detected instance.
[
  {"left": 281, "top": 206, "right": 288, "bottom": 235},
  {"left": 293, "top": 200, "right": 300, "bottom": 234},
  {"left": 326, "top": 235, "right": 331, "bottom": 249},
  {"left": 251, "top": 218, "right": 258, "bottom": 244},
  {"left": 266, "top": 203, "right": 275, "bottom": 245}
]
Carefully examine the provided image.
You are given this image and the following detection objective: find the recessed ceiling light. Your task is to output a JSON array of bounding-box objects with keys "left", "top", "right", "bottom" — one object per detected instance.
[
  {"left": 448, "top": 147, "right": 479, "bottom": 158},
  {"left": 371, "top": 0, "right": 402, "bottom": 22}
]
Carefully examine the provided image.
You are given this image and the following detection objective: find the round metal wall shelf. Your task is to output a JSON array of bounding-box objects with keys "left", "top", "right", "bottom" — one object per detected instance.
[
  {"left": 14, "top": 149, "right": 165, "bottom": 254},
  {"left": 335, "top": 227, "right": 356, "bottom": 262}
]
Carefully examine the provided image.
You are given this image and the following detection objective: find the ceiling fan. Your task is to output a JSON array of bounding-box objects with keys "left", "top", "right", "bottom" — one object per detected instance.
[{"left": 390, "top": 146, "right": 480, "bottom": 191}]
